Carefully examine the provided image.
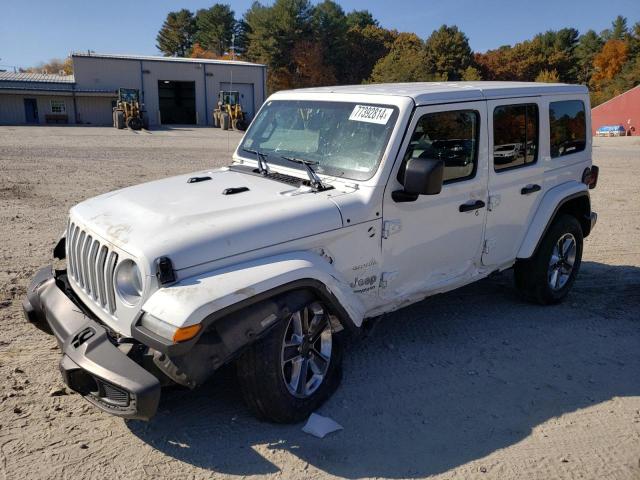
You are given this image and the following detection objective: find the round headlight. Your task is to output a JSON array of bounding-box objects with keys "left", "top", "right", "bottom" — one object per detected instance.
[{"left": 115, "top": 259, "right": 143, "bottom": 305}]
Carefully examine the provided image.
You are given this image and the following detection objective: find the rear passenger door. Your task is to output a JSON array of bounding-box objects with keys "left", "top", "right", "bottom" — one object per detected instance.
[{"left": 482, "top": 99, "right": 544, "bottom": 267}]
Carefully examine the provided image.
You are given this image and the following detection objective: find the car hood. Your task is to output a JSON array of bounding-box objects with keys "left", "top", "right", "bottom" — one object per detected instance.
[{"left": 70, "top": 168, "right": 345, "bottom": 271}]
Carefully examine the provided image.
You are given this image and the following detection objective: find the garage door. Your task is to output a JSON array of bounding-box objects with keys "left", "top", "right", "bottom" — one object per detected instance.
[
  {"left": 158, "top": 80, "right": 196, "bottom": 124},
  {"left": 220, "top": 83, "right": 254, "bottom": 120}
]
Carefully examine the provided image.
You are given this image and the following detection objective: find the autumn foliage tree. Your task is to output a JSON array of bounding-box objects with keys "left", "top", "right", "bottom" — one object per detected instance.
[
  {"left": 150, "top": 6, "right": 640, "bottom": 106},
  {"left": 292, "top": 41, "right": 336, "bottom": 87},
  {"left": 423, "top": 25, "right": 473, "bottom": 81},
  {"left": 190, "top": 43, "right": 218, "bottom": 59},
  {"left": 591, "top": 39, "right": 629, "bottom": 86},
  {"left": 369, "top": 33, "right": 429, "bottom": 83},
  {"left": 535, "top": 69, "right": 560, "bottom": 83},
  {"left": 23, "top": 57, "right": 73, "bottom": 75}
]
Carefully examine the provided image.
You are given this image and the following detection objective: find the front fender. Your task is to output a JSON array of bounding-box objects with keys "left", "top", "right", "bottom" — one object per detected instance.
[
  {"left": 141, "top": 251, "right": 366, "bottom": 331},
  {"left": 517, "top": 181, "right": 588, "bottom": 259}
]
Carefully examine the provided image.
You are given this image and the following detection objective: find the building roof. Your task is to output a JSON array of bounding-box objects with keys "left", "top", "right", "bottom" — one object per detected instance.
[
  {"left": 71, "top": 52, "right": 265, "bottom": 67},
  {"left": 283, "top": 82, "right": 588, "bottom": 105},
  {"left": 592, "top": 84, "right": 640, "bottom": 111},
  {"left": 0, "top": 72, "right": 75, "bottom": 83}
]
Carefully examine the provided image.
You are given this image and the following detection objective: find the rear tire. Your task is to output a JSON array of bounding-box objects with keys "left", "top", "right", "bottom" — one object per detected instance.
[
  {"left": 514, "top": 214, "right": 583, "bottom": 305},
  {"left": 236, "top": 297, "right": 343, "bottom": 423},
  {"left": 126, "top": 116, "right": 143, "bottom": 130}
]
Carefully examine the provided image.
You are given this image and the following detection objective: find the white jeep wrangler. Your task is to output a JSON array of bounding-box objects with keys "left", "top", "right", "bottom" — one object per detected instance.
[{"left": 24, "top": 82, "right": 598, "bottom": 422}]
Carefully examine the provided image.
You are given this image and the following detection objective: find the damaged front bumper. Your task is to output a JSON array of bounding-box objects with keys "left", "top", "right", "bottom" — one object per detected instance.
[{"left": 23, "top": 266, "right": 160, "bottom": 420}]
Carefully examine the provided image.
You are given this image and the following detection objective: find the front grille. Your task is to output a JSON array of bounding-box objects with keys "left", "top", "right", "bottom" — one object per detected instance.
[{"left": 67, "top": 222, "right": 118, "bottom": 314}]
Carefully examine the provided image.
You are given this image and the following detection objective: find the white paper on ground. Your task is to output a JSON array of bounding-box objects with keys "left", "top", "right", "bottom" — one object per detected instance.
[{"left": 302, "top": 413, "right": 343, "bottom": 438}]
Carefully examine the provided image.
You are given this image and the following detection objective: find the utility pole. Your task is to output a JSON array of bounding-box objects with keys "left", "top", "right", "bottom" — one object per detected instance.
[{"left": 231, "top": 34, "right": 236, "bottom": 61}]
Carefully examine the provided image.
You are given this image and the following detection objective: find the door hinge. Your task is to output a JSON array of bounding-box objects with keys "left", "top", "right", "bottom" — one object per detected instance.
[
  {"left": 488, "top": 195, "right": 501, "bottom": 212},
  {"left": 379, "top": 271, "right": 399, "bottom": 289},
  {"left": 382, "top": 220, "right": 401, "bottom": 239}
]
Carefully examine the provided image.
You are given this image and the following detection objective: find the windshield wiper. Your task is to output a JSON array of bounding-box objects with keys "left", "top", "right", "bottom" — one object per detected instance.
[
  {"left": 280, "top": 156, "right": 326, "bottom": 191},
  {"left": 242, "top": 147, "right": 269, "bottom": 175}
]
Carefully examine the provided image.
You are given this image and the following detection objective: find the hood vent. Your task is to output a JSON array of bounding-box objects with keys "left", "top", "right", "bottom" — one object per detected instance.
[
  {"left": 187, "top": 176, "right": 212, "bottom": 184},
  {"left": 222, "top": 187, "right": 250, "bottom": 195}
]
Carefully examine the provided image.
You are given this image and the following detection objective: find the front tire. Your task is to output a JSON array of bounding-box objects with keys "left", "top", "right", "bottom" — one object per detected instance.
[
  {"left": 114, "top": 110, "right": 125, "bottom": 129},
  {"left": 514, "top": 214, "right": 583, "bottom": 304},
  {"left": 236, "top": 298, "right": 343, "bottom": 423},
  {"left": 221, "top": 113, "right": 230, "bottom": 130}
]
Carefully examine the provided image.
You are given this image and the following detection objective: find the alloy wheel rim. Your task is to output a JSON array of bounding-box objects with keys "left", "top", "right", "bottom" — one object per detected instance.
[
  {"left": 548, "top": 233, "right": 577, "bottom": 291},
  {"left": 280, "top": 302, "right": 332, "bottom": 398}
]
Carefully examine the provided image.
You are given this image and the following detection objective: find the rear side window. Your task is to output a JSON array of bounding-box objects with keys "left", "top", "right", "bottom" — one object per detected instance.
[
  {"left": 493, "top": 104, "right": 539, "bottom": 172},
  {"left": 401, "top": 110, "right": 480, "bottom": 184},
  {"left": 550, "top": 100, "right": 586, "bottom": 158}
]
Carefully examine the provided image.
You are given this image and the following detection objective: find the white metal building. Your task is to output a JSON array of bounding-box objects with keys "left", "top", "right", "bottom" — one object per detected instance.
[{"left": 0, "top": 53, "right": 267, "bottom": 127}]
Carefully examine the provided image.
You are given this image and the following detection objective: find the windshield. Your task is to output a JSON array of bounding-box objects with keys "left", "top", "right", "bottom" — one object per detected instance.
[{"left": 239, "top": 100, "right": 399, "bottom": 181}]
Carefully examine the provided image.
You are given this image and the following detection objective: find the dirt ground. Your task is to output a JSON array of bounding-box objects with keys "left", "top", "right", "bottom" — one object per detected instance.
[{"left": 0, "top": 126, "right": 638, "bottom": 480}]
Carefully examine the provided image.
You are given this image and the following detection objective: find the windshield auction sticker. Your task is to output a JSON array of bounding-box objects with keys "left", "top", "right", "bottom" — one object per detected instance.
[{"left": 349, "top": 105, "right": 394, "bottom": 125}]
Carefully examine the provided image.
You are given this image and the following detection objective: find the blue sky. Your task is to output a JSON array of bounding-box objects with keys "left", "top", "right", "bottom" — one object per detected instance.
[{"left": 1, "top": 0, "right": 638, "bottom": 70}]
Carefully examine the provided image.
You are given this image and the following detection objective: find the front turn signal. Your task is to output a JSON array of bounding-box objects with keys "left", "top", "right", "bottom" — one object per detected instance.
[{"left": 172, "top": 324, "right": 202, "bottom": 343}]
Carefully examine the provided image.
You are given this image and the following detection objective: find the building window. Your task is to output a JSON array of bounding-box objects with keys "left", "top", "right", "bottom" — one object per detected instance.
[
  {"left": 400, "top": 110, "right": 480, "bottom": 184},
  {"left": 50, "top": 100, "right": 66, "bottom": 114},
  {"left": 493, "top": 104, "right": 539, "bottom": 171},
  {"left": 550, "top": 100, "right": 586, "bottom": 158}
]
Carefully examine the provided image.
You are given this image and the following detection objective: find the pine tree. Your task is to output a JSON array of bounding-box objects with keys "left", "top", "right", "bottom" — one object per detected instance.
[
  {"left": 194, "top": 4, "right": 236, "bottom": 57},
  {"left": 156, "top": 9, "right": 196, "bottom": 57}
]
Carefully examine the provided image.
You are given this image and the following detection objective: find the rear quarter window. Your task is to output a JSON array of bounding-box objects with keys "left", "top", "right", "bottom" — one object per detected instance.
[{"left": 549, "top": 100, "right": 586, "bottom": 158}]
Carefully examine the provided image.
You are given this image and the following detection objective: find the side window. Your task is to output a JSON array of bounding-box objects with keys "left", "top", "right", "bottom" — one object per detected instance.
[
  {"left": 400, "top": 109, "right": 480, "bottom": 184},
  {"left": 50, "top": 100, "right": 66, "bottom": 114},
  {"left": 549, "top": 100, "right": 586, "bottom": 158},
  {"left": 493, "top": 104, "right": 538, "bottom": 171}
]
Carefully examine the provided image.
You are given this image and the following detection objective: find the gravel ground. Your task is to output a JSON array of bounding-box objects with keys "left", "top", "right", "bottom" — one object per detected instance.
[{"left": 0, "top": 126, "right": 638, "bottom": 480}]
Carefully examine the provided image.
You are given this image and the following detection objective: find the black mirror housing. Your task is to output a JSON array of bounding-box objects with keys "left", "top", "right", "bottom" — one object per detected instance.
[{"left": 403, "top": 157, "right": 444, "bottom": 195}]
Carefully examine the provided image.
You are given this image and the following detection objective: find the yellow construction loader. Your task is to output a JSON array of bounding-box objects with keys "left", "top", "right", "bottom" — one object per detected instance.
[
  {"left": 113, "top": 88, "right": 148, "bottom": 130},
  {"left": 213, "top": 91, "right": 246, "bottom": 130}
]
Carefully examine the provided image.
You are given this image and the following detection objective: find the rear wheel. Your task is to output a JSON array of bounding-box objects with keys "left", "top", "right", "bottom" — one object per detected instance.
[
  {"left": 126, "top": 116, "right": 143, "bottom": 130},
  {"left": 236, "top": 298, "right": 342, "bottom": 423},
  {"left": 514, "top": 214, "right": 583, "bottom": 304}
]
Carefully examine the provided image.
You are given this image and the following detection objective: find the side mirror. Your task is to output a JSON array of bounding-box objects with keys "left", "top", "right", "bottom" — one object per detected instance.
[{"left": 393, "top": 157, "right": 444, "bottom": 202}]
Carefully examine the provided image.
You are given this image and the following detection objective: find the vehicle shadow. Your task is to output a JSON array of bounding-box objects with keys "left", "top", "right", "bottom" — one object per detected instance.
[{"left": 127, "top": 261, "right": 640, "bottom": 478}]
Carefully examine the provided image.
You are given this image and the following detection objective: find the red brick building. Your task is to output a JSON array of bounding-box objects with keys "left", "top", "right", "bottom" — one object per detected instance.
[{"left": 591, "top": 85, "right": 640, "bottom": 136}]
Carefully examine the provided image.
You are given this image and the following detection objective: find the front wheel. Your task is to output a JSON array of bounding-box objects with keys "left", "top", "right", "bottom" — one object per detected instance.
[
  {"left": 221, "top": 113, "right": 230, "bottom": 131},
  {"left": 514, "top": 214, "right": 583, "bottom": 304},
  {"left": 236, "top": 298, "right": 342, "bottom": 423}
]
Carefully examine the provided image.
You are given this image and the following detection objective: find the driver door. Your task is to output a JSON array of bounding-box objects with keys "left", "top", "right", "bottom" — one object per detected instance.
[{"left": 380, "top": 101, "right": 489, "bottom": 299}]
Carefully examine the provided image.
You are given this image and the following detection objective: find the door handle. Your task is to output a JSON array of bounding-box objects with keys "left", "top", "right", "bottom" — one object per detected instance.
[
  {"left": 459, "top": 200, "right": 486, "bottom": 212},
  {"left": 521, "top": 184, "right": 541, "bottom": 195}
]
